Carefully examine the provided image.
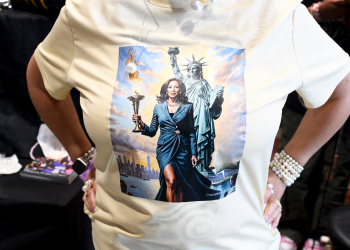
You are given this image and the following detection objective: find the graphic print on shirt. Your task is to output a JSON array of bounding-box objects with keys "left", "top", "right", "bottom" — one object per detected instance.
[{"left": 110, "top": 45, "right": 246, "bottom": 202}]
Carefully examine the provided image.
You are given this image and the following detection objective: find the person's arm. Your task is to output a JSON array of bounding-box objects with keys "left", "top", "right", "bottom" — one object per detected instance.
[
  {"left": 285, "top": 71, "right": 350, "bottom": 166},
  {"left": 264, "top": 71, "right": 350, "bottom": 229},
  {"left": 170, "top": 54, "right": 184, "bottom": 80},
  {"left": 139, "top": 107, "right": 159, "bottom": 137},
  {"left": 27, "top": 55, "right": 92, "bottom": 161},
  {"left": 27, "top": 55, "right": 97, "bottom": 212}
]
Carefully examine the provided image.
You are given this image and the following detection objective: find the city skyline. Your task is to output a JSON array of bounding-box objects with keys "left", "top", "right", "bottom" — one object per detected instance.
[{"left": 117, "top": 154, "right": 159, "bottom": 171}]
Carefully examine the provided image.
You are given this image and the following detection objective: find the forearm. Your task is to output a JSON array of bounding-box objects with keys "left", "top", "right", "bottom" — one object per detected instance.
[
  {"left": 284, "top": 72, "right": 350, "bottom": 166},
  {"left": 27, "top": 55, "right": 91, "bottom": 161},
  {"left": 170, "top": 56, "right": 183, "bottom": 78}
]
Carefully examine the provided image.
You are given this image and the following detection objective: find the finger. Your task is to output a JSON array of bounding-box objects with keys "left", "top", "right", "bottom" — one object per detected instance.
[
  {"left": 266, "top": 203, "right": 281, "bottom": 225},
  {"left": 271, "top": 212, "right": 282, "bottom": 230},
  {"left": 263, "top": 187, "right": 273, "bottom": 204},
  {"left": 263, "top": 201, "right": 277, "bottom": 223},
  {"left": 86, "top": 188, "right": 96, "bottom": 213},
  {"left": 82, "top": 193, "right": 90, "bottom": 211}
]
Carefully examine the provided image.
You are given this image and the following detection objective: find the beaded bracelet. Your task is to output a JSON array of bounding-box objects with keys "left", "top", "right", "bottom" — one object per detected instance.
[
  {"left": 82, "top": 178, "right": 94, "bottom": 192},
  {"left": 269, "top": 150, "right": 304, "bottom": 186}
]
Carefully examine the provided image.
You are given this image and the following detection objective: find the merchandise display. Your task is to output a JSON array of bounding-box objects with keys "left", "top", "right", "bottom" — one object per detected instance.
[
  {"left": 32, "top": 0, "right": 350, "bottom": 249},
  {"left": 20, "top": 157, "right": 77, "bottom": 184}
]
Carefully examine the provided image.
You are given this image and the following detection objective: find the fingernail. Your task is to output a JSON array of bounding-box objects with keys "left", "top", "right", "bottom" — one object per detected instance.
[{"left": 93, "top": 208, "right": 96, "bottom": 213}]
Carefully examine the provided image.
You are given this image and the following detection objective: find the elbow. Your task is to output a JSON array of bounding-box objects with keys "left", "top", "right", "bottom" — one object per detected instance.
[
  {"left": 329, "top": 71, "right": 350, "bottom": 107},
  {"left": 27, "top": 55, "right": 46, "bottom": 94}
]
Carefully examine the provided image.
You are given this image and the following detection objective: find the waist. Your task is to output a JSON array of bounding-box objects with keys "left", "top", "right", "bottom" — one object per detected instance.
[{"left": 160, "top": 129, "right": 187, "bottom": 136}]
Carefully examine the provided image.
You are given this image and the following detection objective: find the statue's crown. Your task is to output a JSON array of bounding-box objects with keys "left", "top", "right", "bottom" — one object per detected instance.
[{"left": 182, "top": 54, "right": 207, "bottom": 71}]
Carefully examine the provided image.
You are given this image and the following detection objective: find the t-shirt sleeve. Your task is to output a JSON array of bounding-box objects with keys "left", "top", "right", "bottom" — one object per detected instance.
[
  {"left": 293, "top": 4, "right": 350, "bottom": 109},
  {"left": 34, "top": 5, "right": 74, "bottom": 100}
]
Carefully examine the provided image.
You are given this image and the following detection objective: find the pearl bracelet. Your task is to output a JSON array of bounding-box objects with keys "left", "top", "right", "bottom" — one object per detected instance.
[
  {"left": 270, "top": 150, "right": 304, "bottom": 186},
  {"left": 82, "top": 178, "right": 94, "bottom": 192}
]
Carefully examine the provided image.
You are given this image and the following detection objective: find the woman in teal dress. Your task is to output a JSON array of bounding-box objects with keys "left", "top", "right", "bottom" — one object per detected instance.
[{"left": 133, "top": 78, "right": 220, "bottom": 202}]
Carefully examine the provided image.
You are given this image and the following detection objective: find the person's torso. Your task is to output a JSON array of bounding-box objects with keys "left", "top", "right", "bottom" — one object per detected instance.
[{"left": 65, "top": 0, "right": 302, "bottom": 248}]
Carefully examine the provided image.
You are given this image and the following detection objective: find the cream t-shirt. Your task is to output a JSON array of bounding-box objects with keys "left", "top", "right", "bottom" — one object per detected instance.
[{"left": 34, "top": 0, "right": 350, "bottom": 249}]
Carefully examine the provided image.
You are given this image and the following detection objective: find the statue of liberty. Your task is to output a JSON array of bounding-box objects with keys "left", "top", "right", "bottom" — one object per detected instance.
[{"left": 168, "top": 47, "right": 224, "bottom": 174}]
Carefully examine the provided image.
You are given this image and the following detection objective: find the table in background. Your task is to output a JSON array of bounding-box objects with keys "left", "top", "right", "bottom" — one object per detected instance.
[{"left": 0, "top": 158, "right": 94, "bottom": 250}]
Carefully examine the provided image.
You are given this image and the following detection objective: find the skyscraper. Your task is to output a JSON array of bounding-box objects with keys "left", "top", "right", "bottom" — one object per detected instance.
[
  {"left": 147, "top": 155, "right": 151, "bottom": 171},
  {"left": 118, "top": 155, "right": 122, "bottom": 165},
  {"left": 132, "top": 156, "right": 136, "bottom": 172}
]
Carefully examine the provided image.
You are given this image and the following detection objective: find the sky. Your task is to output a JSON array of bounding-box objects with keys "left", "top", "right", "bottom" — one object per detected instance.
[{"left": 110, "top": 45, "right": 246, "bottom": 172}]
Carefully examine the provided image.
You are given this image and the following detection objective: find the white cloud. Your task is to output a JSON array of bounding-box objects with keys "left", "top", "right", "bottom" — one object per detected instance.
[
  {"left": 141, "top": 69, "right": 161, "bottom": 79},
  {"left": 111, "top": 104, "right": 127, "bottom": 117},
  {"left": 110, "top": 127, "right": 157, "bottom": 156},
  {"left": 113, "top": 81, "right": 126, "bottom": 97},
  {"left": 209, "top": 51, "right": 245, "bottom": 86},
  {"left": 154, "top": 57, "right": 166, "bottom": 63},
  {"left": 110, "top": 118, "right": 121, "bottom": 124},
  {"left": 146, "top": 47, "right": 168, "bottom": 54}
]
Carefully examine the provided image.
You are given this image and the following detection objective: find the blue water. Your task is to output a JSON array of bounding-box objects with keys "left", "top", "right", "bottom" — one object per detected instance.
[
  {"left": 120, "top": 175, "right": 235, "bottom": 200},
  {"left": 120, "top": 176, "right": 160, "bottom": 199}
]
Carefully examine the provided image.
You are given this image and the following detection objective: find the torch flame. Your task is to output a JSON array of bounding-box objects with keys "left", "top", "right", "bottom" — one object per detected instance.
[
  {"left": 132, "top": 81, "right": 142, "bottom": 95},
  {"left": 126, "top": 48, "right": 142, "bottom": 95}
]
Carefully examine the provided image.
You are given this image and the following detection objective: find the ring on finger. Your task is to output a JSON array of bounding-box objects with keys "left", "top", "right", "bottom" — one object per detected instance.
[{"left": 82, "top": 178, "right": 94, "bottom": 192}]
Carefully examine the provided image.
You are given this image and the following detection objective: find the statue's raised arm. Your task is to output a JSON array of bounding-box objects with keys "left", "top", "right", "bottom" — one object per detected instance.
[{"left": 168, "top": 47, "right": 184, "bottom": 81}]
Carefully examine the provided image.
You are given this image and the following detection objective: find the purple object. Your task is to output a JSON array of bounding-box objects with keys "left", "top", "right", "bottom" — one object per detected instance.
[{"left": 79, "top": 159, "right": 94, "bottom": 182}]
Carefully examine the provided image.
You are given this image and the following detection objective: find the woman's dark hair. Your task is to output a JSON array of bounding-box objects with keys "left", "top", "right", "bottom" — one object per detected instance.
[{"left": 156, "top": 78, "right": 188, "bottom": 104}]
